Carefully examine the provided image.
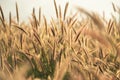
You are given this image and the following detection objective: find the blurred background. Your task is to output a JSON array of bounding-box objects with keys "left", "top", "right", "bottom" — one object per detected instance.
[{"left": 0, "top": 0, "right": 119, "bottom": 22}]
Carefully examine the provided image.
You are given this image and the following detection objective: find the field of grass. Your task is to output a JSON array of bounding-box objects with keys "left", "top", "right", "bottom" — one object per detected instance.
[{"left": 0, "top": 0, "right": 120, "bottom": 80}]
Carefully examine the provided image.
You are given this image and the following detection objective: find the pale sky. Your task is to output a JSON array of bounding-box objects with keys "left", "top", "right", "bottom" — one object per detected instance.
[{"left": 0, "top": 0, "right": 119, "bottom": 22}]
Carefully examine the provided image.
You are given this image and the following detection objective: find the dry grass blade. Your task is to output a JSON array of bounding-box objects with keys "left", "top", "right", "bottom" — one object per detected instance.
[
  {"left": 54, "top": 0, "right": 58, "bottom": 18},
  {"left": 16, "top": 2, "right": 19, "bottom": 23},
  {"left": 63, "top": 2, "right": 69, "bottom": 20},
  {"left": 77, "top": 7, "right": 105, "bottom": 30},
  {"left": 0, "top": 6, "right": 4, "bottom": 21}
]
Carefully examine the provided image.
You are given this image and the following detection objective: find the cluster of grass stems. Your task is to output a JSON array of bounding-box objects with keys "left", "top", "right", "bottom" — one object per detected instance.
[{"left": 0, "top": 0, "right": 120, "bottom": 80}]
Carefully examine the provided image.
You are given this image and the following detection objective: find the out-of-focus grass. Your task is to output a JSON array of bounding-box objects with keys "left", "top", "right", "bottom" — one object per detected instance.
[{"left": 0, "top": 0, "right": 120, "bottom": 80}]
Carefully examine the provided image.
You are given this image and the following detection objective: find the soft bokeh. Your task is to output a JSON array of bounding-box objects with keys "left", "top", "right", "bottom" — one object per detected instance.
[{"left": 0, "top": 0, "right": 119, "bottom": 22}]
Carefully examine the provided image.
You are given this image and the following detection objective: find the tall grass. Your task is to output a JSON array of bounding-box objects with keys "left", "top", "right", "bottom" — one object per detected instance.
[{"left": 0, "top": 0, "right": 120, "bottom": 80}]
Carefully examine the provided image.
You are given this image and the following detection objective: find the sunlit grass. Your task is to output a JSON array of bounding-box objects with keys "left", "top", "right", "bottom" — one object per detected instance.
[{"left": 0, "top": 0, "right": 120, "bottom": 80}]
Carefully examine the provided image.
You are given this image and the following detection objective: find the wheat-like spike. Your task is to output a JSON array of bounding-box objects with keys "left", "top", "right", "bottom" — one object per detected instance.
[
  {"left": 39, "top": 7, "right": 41, "bottom": 25},
  {"left": 0, "top": 6, "right": 4, "bottom": 21},
  {"left": 13, "top": 25, "right": 27, "bottom": 34},
  {"left": 53, "top": 41, "right": 56, "bottom": 60},
  {"left": 16, "top": 2, "right": 19, "bottom": 23},
  {"left": 0, "top": 16, "right": 6, "bottom": 28},
  {"left": 43, "top": 15, "right": 47, "bottom": 35},
  {"left": 51, "top": 27, "right": 55, "bottom": 37},
  {"left": 33, "top": 7, "right": 35, "bottom": 15},
  {"left": 112, "top": 2, "right": 117, "bottom": 12},
  {"left": 60, "top": 21, "right": 64, "bottom": 35},
  {"left": 46, "top": 40, "right": 53, "bottom": 50},
  {"left": 63, "top": 2, "right": 69, "bottom": 20},
  {"left": 50, "top": 18, "right": 59, "bottom": 36},
  {"left": 67, "top": 17, "right": 71, "bottom": 25},
  {"left": 9, "top": 12, "right": 11, "bottom": 27},
  {"left": 54, "top": 0, "right": 58, "bottom": 18},
  {"left": 74, "top": 22, "right": 87, "bottom": 42},
  {"left": 70, "top": 29, "right": 72, "bottom": 47},
  {"left": 33, "top": 33, "right": 42, "bottom": 46},
  {"left": 108, "top": 21, "right": 114, "bottom": 34},
  {"left": 33, "top": 28, "right": 40, "bottom": 40},
  {"left": 99, "top": 48, "right": 103, "bottom": 59},
  {"left": 50, "top": 20, "right": 55, "bottom": 33},
  {"left": 107, "top": 19, "right": 111, "bottom": 30},
  {"left": 69, "top": 18, "right": 77, "bottom": 28},
  {"left": 68, "top": 12, "right": 78, "bottom": 25},
  {"left": 72, "top": 27, "right": 77, "bottom": 34},
  {"left": 32, "top": 8, "right": 38, "bottom": 29},
  {"left": 59, "top": 5, "right": 62, "bottom": 19},
  {"left": 20, "top": 33, "right": 23, "bottom": 49}
]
